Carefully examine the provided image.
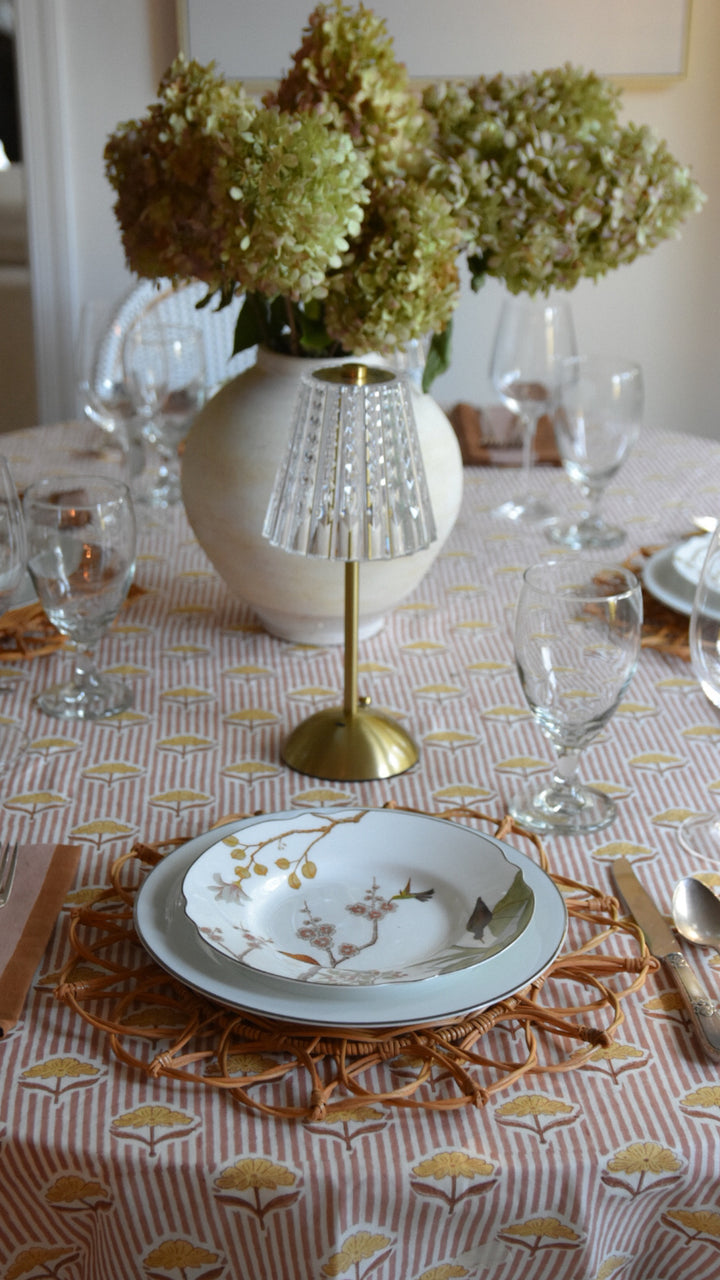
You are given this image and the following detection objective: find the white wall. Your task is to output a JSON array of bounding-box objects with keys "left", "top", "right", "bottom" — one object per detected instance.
[
  {"left": 17, "top": 0, "right": 720, "bottom": 438},
  {"left": 433, "top": 0, "right": 720, "bottom": 437},
  {"left": 15, "top": 0, "right": 178, "bottom": 424}
]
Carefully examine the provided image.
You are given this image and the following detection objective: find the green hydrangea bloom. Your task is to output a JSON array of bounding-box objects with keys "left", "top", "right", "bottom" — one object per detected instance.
[
  {"left": 324, "top": 178, "right": 461, "bottom": 353},
  {"left": 105, "top": 56, "right": 369, "bottom": 304},
  {"left": 424, "top": 65, "right": 706, "bottom": 295},
  {"left": 266, "top": 0, "right": 431, "bottom": 179}
]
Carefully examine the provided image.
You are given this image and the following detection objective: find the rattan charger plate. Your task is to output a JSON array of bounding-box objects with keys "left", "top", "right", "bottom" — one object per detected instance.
[{"left": 56, "top": 807, "right": 654, "bottom": 1120}]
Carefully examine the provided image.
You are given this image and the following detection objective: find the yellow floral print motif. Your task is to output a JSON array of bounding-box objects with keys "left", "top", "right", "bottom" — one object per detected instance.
[
  {"left": 20, "top": 1057, "right": 102, "bottom": 1104},
  {"left": 680, "top": 1084, "right": 720, "bottom": 1120},
  {"left": 69, "top": 818, "right": 136, "bottom": 849},
  {"left": 321, "top": 1232, "right": 393, "bottom": 1278},
  {"left": 4, "top": 791, "right": 68, "bottom": 818},
  {"left": 222, "top": 760, "right": 281, "bottom": 786},
  {"left": 602, "top": 1141, "right": 683, "bottom": 1195},
  {"left": 662, "top": 1208, "right": 720, "bottom": 1243},
  {"left": 423, "top": 729, "right": 479, "bottom": 753},
  {"left": 304, "top": 1104, "right": 387, "bottom": 1150},
  {"left": 416, "top": 1267, "right": 469, "bottom": 1280},
  {"left": 6, "top": 1245, "right": 81, "bottom": 1279},
  {"left": 81, "top": 761, "right": 143, "bottom": 786},
  {"left": 411, "top": 1150, "right": 497, "bottom": 1214},
  {"left": 572, "top": 1041, "right": 648, "bottom": 1083},
  {"left": 592, "top": 1258, "right": 632, "bottom": 1280},
  {"left": 148, "top": 788, "right": 213, "bottom": 818},
  {"left": 495, "top": 1093, "right": 577, "bottom": 1143},
  {"left": 292, "top": 787, "right": 354, "bottom": 807},
  {"left": 44, "top": 1175, "right": 111, "bottom": 1209},
  {"left": 499, "top": 1217, "right": 582, "bottom": 1255},
  {"left": 213, "top": 1157, "right": 300, "bottom": 1228},
  {"left": 157, "top": 734, "right": 215, "bottom": 757},
  {"left": 143, "top": 1240, "right": 223, "bottom": 1276},
  {"left": 111, "top": 1105, "right": 199, "bottom": 1158},
  {"left": 205, "top": 1050, "right": 279, "bottom": 1079}
]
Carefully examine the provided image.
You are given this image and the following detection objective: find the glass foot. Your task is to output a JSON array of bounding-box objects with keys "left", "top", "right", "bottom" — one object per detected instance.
[
  {"left": 679, "top": 814, "right": 720, "bottom": 866},
  {"left": 492, "top": 494, "right": 554, "bottom": 524},
  {"left": 133, "top": 472, "right": 182, "bottom": 509},
  {"left": 36, "top": 673, "right": 133, "bottom": 721},
  {"left": 0, "top": 721, "right": 28, "bottom": 775},
  {"left": 509, "top": 779, "right": 617, "bottom": 835},
  {"left": 546, "top": 517, "right": 625, "bottom": 550}
]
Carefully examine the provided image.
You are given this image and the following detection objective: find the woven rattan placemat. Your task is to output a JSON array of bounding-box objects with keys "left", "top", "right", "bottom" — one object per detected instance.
[{"left": 56, "top": 807, "right": 653, "bottom": 1120}]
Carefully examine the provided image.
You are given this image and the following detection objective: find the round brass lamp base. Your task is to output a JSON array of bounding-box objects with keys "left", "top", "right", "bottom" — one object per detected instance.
[{"left": 281, "top": 706, "right": 419, "bottom": 781}]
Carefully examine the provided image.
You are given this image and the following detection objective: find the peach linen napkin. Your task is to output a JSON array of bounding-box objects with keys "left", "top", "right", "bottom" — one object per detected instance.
[
  {"left": 449, "top": 402, "right": 561, "bottom": 467},
  {"left": 0, "top": 843, "right": 81, "bottom": 1034}
]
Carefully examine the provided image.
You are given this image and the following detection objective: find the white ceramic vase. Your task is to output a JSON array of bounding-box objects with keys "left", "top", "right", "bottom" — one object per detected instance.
[{"left": 181, "top": 348, "right": 463, "bottom": 643}]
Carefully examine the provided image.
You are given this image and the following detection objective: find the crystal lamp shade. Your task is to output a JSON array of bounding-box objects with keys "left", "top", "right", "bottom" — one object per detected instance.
[{"left": 262, "top": 364, "right": 436, "bottom": 562}]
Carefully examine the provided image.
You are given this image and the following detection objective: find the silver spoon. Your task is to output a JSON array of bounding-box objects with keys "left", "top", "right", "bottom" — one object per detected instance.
[{"left": 672, "top": 876, "right": 720, "bottom": 957}]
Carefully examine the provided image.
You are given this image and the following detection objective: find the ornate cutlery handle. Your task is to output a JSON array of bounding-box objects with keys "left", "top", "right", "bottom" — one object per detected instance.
[{"left": 666, "top": 952, "right": 720, "bottom": 1059}]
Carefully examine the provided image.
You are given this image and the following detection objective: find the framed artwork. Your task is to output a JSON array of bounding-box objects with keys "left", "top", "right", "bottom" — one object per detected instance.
[{"left": 177, "top": 0, "right": 691, "bottom": 89}]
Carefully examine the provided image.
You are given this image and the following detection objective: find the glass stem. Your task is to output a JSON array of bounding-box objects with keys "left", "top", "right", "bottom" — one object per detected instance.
[
  {"left": 72, "top": 645, "right": 100, "bottom": 691},
  {"left": 519, "top": 411, "right": 538, "bottom": 495},
  {"left": 551, "top": 748, "right": 582, "bottom": 795},
  {"left": 583, "top": 487, "right": 603, "bottom": 526}
]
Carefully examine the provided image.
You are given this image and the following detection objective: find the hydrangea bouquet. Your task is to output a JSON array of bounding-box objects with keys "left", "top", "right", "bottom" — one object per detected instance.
[{"left": 104, "top": 0, "right": 704, "bottom": 389}]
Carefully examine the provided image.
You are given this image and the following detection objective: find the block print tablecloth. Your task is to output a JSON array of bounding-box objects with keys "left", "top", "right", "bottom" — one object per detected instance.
[{"left": 1, "top": 422, "right": 720, "bottom": 1280}]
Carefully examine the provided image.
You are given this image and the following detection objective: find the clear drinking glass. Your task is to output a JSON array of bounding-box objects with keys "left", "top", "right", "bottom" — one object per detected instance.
[
  {"left": 124, "top": 321, "right": 206, "bottom": 507},
  {"left": 510, "top": 559, "right": 643, "bottom": 834},
  {"left": 547, "top": 355, "right": 644, "bottom": 550},
  {"left": 23, "top": 476, "right": 136, "bottom": 720},
  {"left": 490, "top": 294, "right": 577, "bottom": 524},
  {"left": 0, "top": 455, "right": 28, "bottom": 770},
  {"left": 680, "top": 526, "right": 720, "bottom": 862}
]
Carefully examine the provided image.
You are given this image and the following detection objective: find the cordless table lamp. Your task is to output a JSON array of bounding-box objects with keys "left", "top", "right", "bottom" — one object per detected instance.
[{"left": 263, "top": 363, "right": 436, "bottom": 781}]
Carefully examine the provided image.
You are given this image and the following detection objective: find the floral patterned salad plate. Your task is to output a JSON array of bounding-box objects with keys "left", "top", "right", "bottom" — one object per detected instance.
[{"left": 181, "top": 808, "right": 535, "bottom": 986}]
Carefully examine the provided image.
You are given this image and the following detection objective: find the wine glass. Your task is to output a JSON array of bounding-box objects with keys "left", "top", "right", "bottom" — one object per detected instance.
[
  {"left": 0, "top": 456, "right": 28, "bottom": 771},
  {"left": 76, "top": 300, "right": 138, "bottom": 462},
  {"left": 490, "top": 293, "right": 577, "bottom": 523},
  {"left": 547, "top": 355, "right": 644, "bottom": 550},
  {"left": 124, "top": 321, "right": 206, "bottom": 507},
  {"left": 23, "top": 476, "right": 136, "bottom": 720},
  {"left": 510, "top": 559, "right": 642, "bottom": 834},
  {"left": 680, "top": 526, "right": 720, "bottom": 861}
]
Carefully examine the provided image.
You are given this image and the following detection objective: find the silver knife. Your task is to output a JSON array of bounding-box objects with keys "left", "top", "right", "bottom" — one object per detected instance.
[{"left": 612, "top": 856, "right": 720, "bottom": 1060}]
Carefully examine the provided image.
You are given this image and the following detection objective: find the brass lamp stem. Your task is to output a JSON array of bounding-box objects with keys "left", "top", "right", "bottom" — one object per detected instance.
[{"left": 344, "top": 561, "right": 359, "bottom": 719}]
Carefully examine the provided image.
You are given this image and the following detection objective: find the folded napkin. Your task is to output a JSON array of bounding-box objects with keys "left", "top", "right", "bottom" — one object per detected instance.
[
  {"left": 0, "top": 843, "right": 82, "bottom": 1034},
  {"left": 449, "top": 402, "right": 561, "bottom": 467}
]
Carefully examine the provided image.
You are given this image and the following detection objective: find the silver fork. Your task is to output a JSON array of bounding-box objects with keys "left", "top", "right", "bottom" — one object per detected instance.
[{"left": 0, "top": 841, "right": 18, "bottom": 908}]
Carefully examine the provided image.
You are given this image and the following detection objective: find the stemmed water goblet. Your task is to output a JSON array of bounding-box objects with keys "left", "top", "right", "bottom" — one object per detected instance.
[
  {"left": 0, "top": 456, "right": 29, "bottom": 771},
  {"left": 680, "top": 526, "right": 720, "bottom": 862},
  {"left": 76, "top": 300, "right": 138, "bottom": 462},
  {"left": 510, "top": 558, "right": 643, "bottom": 834},
  {"left": 123, "top": 321, "right": 206, "bottom": 508},
  {"left": 547, "top": 355, "right": 644, "bottom": 550},
  {"left": 490, "top": 293, "right": 577, "bottom": 524},
  {"left": 23, "top": 476, "right": 137, "bottom": 720}
]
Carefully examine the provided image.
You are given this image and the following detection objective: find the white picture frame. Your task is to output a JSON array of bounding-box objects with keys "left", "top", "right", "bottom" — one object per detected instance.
[{"left": 177, "top": 0, "right": 691, "bottom": 90}]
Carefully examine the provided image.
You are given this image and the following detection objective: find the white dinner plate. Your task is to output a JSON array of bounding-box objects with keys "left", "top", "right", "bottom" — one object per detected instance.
[
  {"left": 181, "top": 808, "right": 535, "bottom": 986},
  {"left": 134, "top": 815, "right": 568, "bottom": 1028},
  {"left": 643, "top": 545, "right": 698, "bottom": 617},
  {"left": 671, "top": 534, "right": 714, "bottom": 588}
]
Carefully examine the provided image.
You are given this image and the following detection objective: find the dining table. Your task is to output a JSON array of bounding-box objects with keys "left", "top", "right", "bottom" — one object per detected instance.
[{"left": 1, "top": 415, "right": 720, "bottom": 1280}]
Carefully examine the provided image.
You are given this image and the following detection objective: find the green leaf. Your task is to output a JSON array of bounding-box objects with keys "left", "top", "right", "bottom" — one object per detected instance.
[
  {"left": 298, "top": 309, "right": 332, "bottom": 353},
  {"left": 468, "top": 252, "right": 488, "bottom": 293},
  {"left": 422, "top": 323, "right": 452, "bottom": 393},
  {"left": 233, "top": 295, "right": 266, "bottom": 353}
]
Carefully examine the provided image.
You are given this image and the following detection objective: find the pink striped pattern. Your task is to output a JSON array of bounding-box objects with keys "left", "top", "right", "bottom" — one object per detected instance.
[{"left": 1, "top": 423, "right": 720, "bottom": 1278}]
